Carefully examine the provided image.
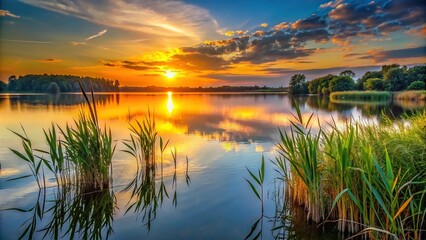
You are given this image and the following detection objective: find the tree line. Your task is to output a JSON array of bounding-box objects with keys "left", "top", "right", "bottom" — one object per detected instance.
[
  {"left": 289, "top": 64, "right": 426, "bottom": 94},
  {"left": 0, "top": 74, "right": 120, "bottom": 93}
]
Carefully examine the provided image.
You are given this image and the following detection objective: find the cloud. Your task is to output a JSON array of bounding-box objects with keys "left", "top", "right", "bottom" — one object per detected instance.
[
  {"left": 319, "top": 0, "right": 343, "bottom": 9},
  {"left": 0, "top": 9, "right": 20, "bottom": 18},
  {"left": 38, "top": 58, "right": 62, "bottom": 62},
  {"left": 0, "top": 39, "right": 52, "bottom": 44},
  {"left": 260, "top": 23, "right": 268, "bottom": 28},
  {"left": 358, "top": 46, "right": 426, "bottom": 62},
  {"left": 20, "top": 0, "right": 218, "bottom": 40},
  {"left": 103, "top": 0, "right": 425, "bottom": 78},
  {"left": 219, "top": 29, "right": 248, "bottom": 36},
  {"left": 291, "top": 15, "right": 327, "bottom": 30},
  {"left": 70, "top": 41, "right": 87, "bottom": 46},
  {"left": 86, "top": 29, "right": 107, "bottom": 40}
]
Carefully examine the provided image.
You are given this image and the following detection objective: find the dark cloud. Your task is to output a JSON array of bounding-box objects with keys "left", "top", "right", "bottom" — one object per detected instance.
[
  {"left": 38, "top": 58, "right": 62, "bottom": 62},
  {"left": 291, "top": 15, "right": 327, "bottom": 30},
  {"left": 181, "top": 36, "right": 250, "bottom": 56},
  {"left": 358, "top": 46, "right": 426, "bottom": 62}
]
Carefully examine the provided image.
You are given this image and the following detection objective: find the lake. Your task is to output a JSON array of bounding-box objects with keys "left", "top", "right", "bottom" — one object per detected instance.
[{"left": 0, "top": 92, "right": 422, "bottom": 240}]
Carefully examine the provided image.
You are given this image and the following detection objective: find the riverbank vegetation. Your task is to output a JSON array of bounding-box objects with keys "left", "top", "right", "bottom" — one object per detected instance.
[
  {"left": 289, "top": 64, "right": 425, "bottom": 95},
  {"left": 2, "top": 74, "right": 120, "bottom": 93},
  {"left": 273, "top": 106, "right": 426, "bottom": 239},
  {"left": 330, "top": 91, "right": 392, "bottom": 102}
]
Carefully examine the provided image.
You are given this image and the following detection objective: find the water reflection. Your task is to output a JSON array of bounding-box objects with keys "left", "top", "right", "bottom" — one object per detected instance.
[
  {"left": 5, "top": 156, "right": 188, "bottom": 239},
  {"left": 167, "top": 92, "right": 174, "bottom": 114},
  {"left": 1, "top": 93, "right": 423, "bottom": 144}
]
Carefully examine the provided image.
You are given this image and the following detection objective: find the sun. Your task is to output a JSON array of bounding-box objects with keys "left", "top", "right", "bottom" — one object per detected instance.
[{"left": 164, "top": 70, "right": 176, "bottom": 79}]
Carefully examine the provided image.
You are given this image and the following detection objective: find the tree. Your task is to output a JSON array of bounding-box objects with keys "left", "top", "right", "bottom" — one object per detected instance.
[
  {"left": 385, "top": 68, "right": 406, "bottom": 91},
  {"left": 340, "top": 70, "right": 355, "bottom": 78},
  {"left": 0, "top": 81, "right": 7, "bottom": 92},
  {"left": 357, "top": 71, "right": 383, "bottom": 90},
  {"left": 329, "top": 76, "right": 355, "bottom": 92},
  {"left": 291, "top": 82, "right": 309, "bottom": 94},
  {"left": 382, "top": 64, "right": 400, "bottom": 80},
  {"left": 308, "top": 74, "right": 334, "bottom": 94},
  {"left": 289, "top": 74, "right": 306, "bottom": 87},
  {"left": 405, "top": 65, "right": 426, "bottom": 87},
  {"left": 364, "top": 78, "right": 385, "bottom": 91},
  {"left": 406, "top": 81, "right": 425, "bottom": 90},
  {"left": 289, "top": 74, "right": 308, "bottom": 94}
]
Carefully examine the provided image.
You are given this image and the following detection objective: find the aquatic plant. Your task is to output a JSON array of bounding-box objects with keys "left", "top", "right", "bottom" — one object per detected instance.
[
  {"left": 330, "top": 91, "right": 392, "bottom": 102},
  {"left": 274, "top": 103, "right": 426, "bottom": 239},
  {"left": 10, "top": 81, "right": 115, "bottom": 192},
  {"left": 393, "top": 90, "right": 426, "bottom": 101}
]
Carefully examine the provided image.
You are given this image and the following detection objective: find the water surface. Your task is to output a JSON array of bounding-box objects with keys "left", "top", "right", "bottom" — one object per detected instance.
[{"left": 0, "top": 93, "right": 421, "bottom": 239}]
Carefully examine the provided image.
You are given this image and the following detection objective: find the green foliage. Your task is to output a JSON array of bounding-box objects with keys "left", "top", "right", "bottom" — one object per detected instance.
[
  {"left": 321, "top": 87, "right": 330, "bottom": 95},
  {"left": 358, "top": 71, "right": 383, "bottom": 90},
  {"left": 340, "top": 70, "right": 355, "bottom": 78},
  {"left": 329, "top": 75, "right": 355, "bottom": 92},
  {"left": 385, "top": 68, "right": 406, "bottom": 91},
  {"left": 6, "top": 74, "right": 119, "bottom": 93},
  {"left": 406, "top": 81, "right": 426, "bottom": 90},
  {"left": 274, "top": 106, "right": 426, "bottom": 238},
  {"left": 364, "top": 78, "right": 386, "bottom": 91},
  {"left": 382, "top": 64, "right": 400, "bottom": 79},
  {"left": 308, "top": 74, "right": 335, "bottom": 94},
  {"left": 0, "top": 81, "right": 6, "bottom": 92},
  {"left": 289, "top": 74, "right": 306, "bottom": 87},
  {"left": 405, "top": 65, "right": 426, "bottom": 86},
  {"left": 289, "top": 74, "right": 309, "bottom": 94}
]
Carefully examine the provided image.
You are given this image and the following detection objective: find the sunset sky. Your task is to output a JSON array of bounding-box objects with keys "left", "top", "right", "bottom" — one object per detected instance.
[{"left": 0, "top": 0, "right": 425, "bottom": 87}]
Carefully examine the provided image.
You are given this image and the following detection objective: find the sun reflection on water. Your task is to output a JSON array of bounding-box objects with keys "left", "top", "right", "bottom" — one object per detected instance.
[{"left": 167, "top": 91, "right": 174, "bottom": 114}]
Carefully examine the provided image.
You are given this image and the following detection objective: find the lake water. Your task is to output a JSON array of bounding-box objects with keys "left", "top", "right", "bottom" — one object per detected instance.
[{"left": 0, "top": 93, "right": 423, "bottom": 240}]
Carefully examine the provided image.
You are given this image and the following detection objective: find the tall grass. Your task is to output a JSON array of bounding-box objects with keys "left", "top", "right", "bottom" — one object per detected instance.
[
  {"left": 393, "top": 91, "right": 426, "bottom": 101},
  {"left": 330, "top": 91, "right": 392, "bottom": 103},
  {"left": 10, "top": 81, "right": 115, "bottom": 192},
  {"left": 274, "top": 104, "right": 426, "bottom": 239},
  {"left": 122, "top": 112, "right": 189, "bottom": 229}
]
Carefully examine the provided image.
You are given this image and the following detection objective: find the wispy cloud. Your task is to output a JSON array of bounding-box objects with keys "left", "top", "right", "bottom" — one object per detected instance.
[
  {"left": 0, "top": 9, "right": 20, "bottom": 18},
  {"left": 86, "top": 29, "right": 107, "bottom": 40},
  {"left": 0, "top": 39, "right": 52, "bottom": 44},
  {"left": 20, "top": 0, "right": 218, "bottom": 41},
  {"left": 38, "top": 58, "right": 62, "bottom": 62},
  {"left": 70, "top": 41, "right": 87, "bottom": 46}
]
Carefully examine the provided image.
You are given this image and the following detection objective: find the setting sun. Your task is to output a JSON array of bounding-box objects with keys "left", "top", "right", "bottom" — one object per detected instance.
[{"left": 164, "top": 70, "right": 176, "bottom": 79}]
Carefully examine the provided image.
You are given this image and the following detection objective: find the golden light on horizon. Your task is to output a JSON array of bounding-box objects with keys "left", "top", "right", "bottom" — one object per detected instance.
[{"left": 164, "top": 70, "right": 176, "bottom": 79}]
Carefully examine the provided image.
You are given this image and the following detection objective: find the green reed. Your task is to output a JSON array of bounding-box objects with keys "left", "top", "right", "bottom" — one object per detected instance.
[
  {"left": 330, "top": 91, "right": 392, "bottom": 102},
  {"left": 274, "top": 103, "right": 426, "bottom": 239},
  {"left": 122, "top": 112, "right": 188, "bottom": 229},
  {"left": 10, "top": 81, "right": 115, "bottom": 192}
]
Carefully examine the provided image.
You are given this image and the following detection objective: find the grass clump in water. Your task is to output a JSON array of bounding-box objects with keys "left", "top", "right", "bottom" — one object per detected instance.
[
  {"left": 274, "top": 104, "right": 426, "bottom": 239},
  {"left": 10, "top": 82, "right": 115, "bottom": 192},
  {"left": 330, "top": 91, "right": 392, "bottom": 103}
]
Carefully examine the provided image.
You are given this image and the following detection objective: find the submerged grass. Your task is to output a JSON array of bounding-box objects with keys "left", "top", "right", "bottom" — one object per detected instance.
[{"left": 274, "top": 104, "right": 426, "bottom": 239}]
